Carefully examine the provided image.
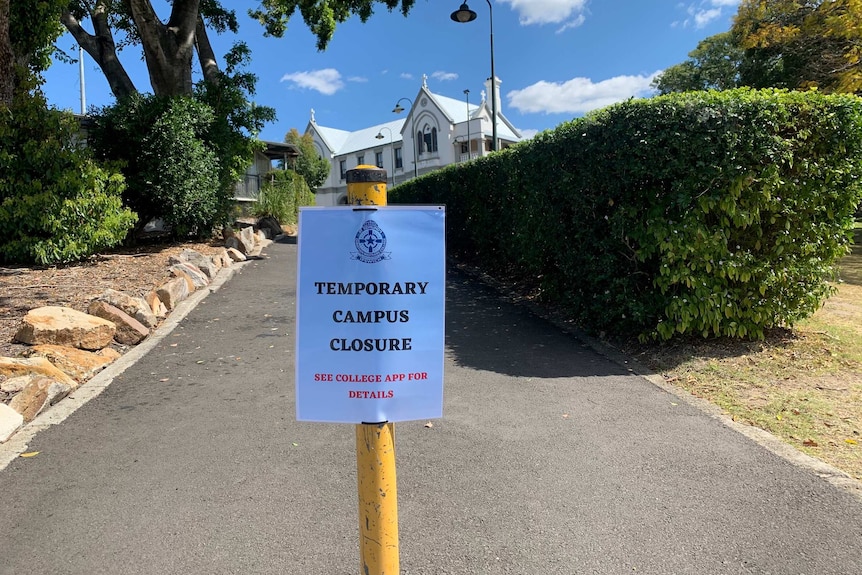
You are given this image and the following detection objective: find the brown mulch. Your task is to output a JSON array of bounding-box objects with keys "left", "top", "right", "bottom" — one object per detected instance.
[{"left": 0, "top": 241, "right": 226, "bottom": 359}]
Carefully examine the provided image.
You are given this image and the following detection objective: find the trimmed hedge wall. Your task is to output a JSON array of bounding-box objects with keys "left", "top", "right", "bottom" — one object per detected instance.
[{"left": 391, "top": 89, "right": 862, "bottom": 340}]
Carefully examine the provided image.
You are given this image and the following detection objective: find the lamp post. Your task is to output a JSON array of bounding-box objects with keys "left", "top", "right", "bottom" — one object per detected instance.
[
  {"left": 375, "top": 127, "right": 396, "bottom": 187},
  {"left": 451, "top": 1, "right": 497, "bottom": 152},
  {"left": 392, "top": 97, "right": 419, "bottom": 179},
  {"left": 464, "top": 89, "right": 471, "bottom": 160}
]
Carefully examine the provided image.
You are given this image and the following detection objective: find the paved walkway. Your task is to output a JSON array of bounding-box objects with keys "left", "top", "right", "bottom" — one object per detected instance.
[{"left": 1, "top": 237, "right": 861, "bottom": 575}]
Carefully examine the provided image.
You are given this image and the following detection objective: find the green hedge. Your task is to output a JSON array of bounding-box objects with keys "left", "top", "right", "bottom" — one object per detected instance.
[
  {"left": 0, "top": 93, "right": 136, "bottom": 265},
  {"left": 252, "top": 170, "right": 315, "bottom": 225},
  {"left": 392, "top": 89, "right": 862, "bottom": 340},
  {"left": 90, "top": 94, "right": 231, "bottom": 239}
]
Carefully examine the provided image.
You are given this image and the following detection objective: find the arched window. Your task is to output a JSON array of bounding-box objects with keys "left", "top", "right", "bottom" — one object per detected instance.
[{"left": 418, "top": 124, "right": 438, "bottom": 155}]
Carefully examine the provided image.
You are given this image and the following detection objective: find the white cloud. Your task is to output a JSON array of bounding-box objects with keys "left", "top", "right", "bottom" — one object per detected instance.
[
  {"left": 400, "top": 72, "right": 414, "bottom": 80},
  {"left": 519, "top": 129, "right": 540, "bottom": 139},
  {"left": 498, "top": 0, "right": 588, "bottom": 29},
  {"left": 507, "top": 72, "right": 660, "bottom": 115},
  {"left": 431, "top": 71, "right": 459, "bottom": 82},
  {"left": 693, "top": 8, "right": 721, "bottom": 28},
  {"left": 676, "top": 0, "right": 740, "bottom": 29},
  {"left": 348, "top": 76, "right": 369, "bottom": 83},
  {"left": 280, "top": 68, "right": 343, "bottom": 95}
]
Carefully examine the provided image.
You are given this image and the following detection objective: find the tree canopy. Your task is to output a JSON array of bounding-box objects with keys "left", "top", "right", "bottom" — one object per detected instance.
[
  {"left": 652, "top": 32, "right": 742, "bottom": 94},
  {"left": 285, "top": 127, "right": 330, "bottom": 191},
  {"left": 655, "top": 0, "right": 862, "bottom": 95},
  {"left": 61, "top": 0, "right": 417, "bottom": 99}
]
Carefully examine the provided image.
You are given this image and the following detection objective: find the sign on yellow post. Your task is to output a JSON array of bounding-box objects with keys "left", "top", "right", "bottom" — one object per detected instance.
[{"left": 348, "top": 165, "right": 395, "bottom": 575}]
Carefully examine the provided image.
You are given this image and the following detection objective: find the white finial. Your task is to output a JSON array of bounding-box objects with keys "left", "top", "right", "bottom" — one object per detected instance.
[
  {"left": 310, "top": 108, "right": 316, "bottom": 123},
  {"left": 422, "top": 74, "right": 428, "bottom": 89},
  {"left": 480, "top": 89, "right": 486, "bottom": 103}
]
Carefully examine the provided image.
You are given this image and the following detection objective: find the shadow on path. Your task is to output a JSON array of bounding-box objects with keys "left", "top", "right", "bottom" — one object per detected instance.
[{"left": 444, "top": 270, "right": 628, "bottom": 378}]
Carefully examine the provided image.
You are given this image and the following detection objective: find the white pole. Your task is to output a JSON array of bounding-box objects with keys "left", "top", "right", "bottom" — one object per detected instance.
[{"left": 79, "top": 47, "right": 86, "bottom": 114}]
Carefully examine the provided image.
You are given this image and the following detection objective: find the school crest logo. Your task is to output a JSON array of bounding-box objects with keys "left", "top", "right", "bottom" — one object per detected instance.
[{"left": 351, "top": 220, "right": 391, "bottom": 263}]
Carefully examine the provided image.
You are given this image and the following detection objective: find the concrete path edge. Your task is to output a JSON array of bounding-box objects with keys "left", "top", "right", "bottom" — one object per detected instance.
[{"left": 0, "top": 259, "right": 248, "bottom": 471}]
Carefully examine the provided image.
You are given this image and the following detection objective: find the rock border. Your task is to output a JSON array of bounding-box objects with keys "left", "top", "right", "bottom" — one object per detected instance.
[{"left": 0, "top": 225, "right": 278, "bottom": 446}]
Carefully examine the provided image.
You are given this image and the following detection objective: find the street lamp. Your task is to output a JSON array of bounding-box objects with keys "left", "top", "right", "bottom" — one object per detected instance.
[
  {"left": 392, "top": 97, "right": 419, "bottom": 179},
  {"left": 375, "top": 127, "right": 396, "bottom": 187},
  {"left": 464, "top": 89, "right": 471, "bottom": 160},
  {"left": 451, "top": 1, "right": 497, "bottom": 152}
]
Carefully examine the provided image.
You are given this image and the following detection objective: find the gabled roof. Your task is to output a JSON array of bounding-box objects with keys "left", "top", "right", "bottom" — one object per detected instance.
[
  {"left": 310, "top": 82, "right": 522, "bottom": 157},
  {"left": 432, "top": 92, "right": 480, "bottom": 124},
  {"left": 338, "top": 119, "right": 405, "bottom": 156},
  {"left": 312, "top": 124, "right": 351, "bottom": 155}
]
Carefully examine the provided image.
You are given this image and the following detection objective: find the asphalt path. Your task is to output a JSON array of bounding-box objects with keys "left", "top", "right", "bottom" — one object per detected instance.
[{"left": 1, "top": 236, "right": 861, "bottom": 575}]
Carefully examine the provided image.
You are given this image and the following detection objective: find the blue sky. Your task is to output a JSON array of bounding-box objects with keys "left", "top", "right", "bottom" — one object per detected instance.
[{"left": 42, "top": 0, "right": 741, "bottom": 142}]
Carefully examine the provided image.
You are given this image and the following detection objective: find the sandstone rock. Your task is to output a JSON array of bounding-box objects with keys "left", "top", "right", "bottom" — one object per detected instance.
[
  {"left": 23, "top": 344, "right": 116, "bottom": 383},
  {"left": 170, "top": 267, "right": 197, "bottom": 293},
  {"left": 9, "top": 376, "right": 72, "bottom": 423},
  {"left": 95, "top": 288, "right": 158, "bottom": 329},
  {"left": 96, "top": 347, "right": 122, "bottom": 361},
  {"left": 224, "top": 236, "right": 242, "bottom": 254},
  {"left": 170, "top": 262, "right": 209, "bottom": 289},
  {"left": 155, "top": 276, "right": 189, "bottom": 311},
  {"left": 178, "top": 249, "right": 219, "bottom": 279},
  {"left": 144, "top": 291, "right": 168, "bottom": 319},
  {"left": 14, "top": 306, "right": 115, "bottom": 351},
  {"left": 87, "top": 301, "right": 150, "bottom": 346},
  {"left": 0, "top": 356, "right": 78, "bottom": 389},
  {"left": 1, "top": 374, "right": 35, "bottom": 394},
  {"left": 257, "top": 215, "right": 282, "bottom": 239},
  {"left": 239, "top": 226, "right": 256, "bottom": 254},
  {"left": 0, "top": 403, "right": 24, "bottom": 443},
  {"left": 226, "top": 247, "right": 246, "bottom": 262},
  {"left": 213, "top": 248, "right": 232, "bottom": 268}
]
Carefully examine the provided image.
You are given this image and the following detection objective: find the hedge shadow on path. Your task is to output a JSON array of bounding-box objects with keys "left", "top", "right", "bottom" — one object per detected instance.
[{"left": 444, "top": 270, "right": 628, "bottom": 379}]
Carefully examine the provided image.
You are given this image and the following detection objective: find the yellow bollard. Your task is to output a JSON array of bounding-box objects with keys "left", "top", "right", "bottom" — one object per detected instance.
[
  {"left": 356, "top": 423, "right": 399, "bottom": 574},
  {"left": 347, "top": 165, "right": 399, "bottom": 575},
  {"left": 346, "top": 165, "right": 388, "bottom": 206}
]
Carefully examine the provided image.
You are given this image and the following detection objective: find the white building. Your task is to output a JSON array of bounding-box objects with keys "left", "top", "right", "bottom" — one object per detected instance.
[{"left": 307, "top": 76, "right": 522, "bottom": 206}]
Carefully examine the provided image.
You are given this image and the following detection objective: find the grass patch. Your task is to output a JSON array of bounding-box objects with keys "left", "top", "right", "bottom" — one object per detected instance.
[{"left": 621, "top": 233, "right": 862, "bottom": 482}]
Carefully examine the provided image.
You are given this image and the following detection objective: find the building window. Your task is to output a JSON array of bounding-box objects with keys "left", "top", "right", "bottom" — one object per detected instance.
[
  {"left": 418, "top": 126, "right": 438, "bottom": 155},
  {"left": 460, "top": 142, "right": 469, "bottom": 154},
  {"left": 394, "top": 147, "right": 403, "bottom": 169},
  {"left": 375, "top": 151, "right": 384, "bottom": 168},
  {"left": 340, "top": 160, "right": 346, "bottom": 180},
  {"left": 357, "top": 154, "right": 364, "bottom": 166}
]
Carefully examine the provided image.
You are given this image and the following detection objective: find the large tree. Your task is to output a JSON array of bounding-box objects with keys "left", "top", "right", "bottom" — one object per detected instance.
[
  {"left": 284, "top": 127, "right": 329, "bottom": 191},
  {"left": 1, "top": 0, "right": 65, "bottom": 103},
  {"left": 59, "top": 1, "right": 416, "bottom": 99},
  {"left": 732, "top": 0, "right": 862, "bottom": 93},
  {"left": 652, "top": 32, "right": 743, "bottom": 94},
  {"left": 0, "top": 0, "right": 12, "bottom": 105},
  {"left": 657, "top": 0, "right": 862, "bottom": 95}
]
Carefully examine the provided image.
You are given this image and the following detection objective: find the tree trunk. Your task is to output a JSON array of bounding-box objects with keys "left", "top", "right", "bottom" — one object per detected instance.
[
  {"left": 61, "top": 2, "right": 137, "bottom": 99},
  {"left": 195, "top": 15, "right": 220, "bottom": 86},
  {"left": 125, "top": 0, "right": 200, "bottom": 97},
  {"left": 0, "top": 0, "right": 13, "bottom": 106}
]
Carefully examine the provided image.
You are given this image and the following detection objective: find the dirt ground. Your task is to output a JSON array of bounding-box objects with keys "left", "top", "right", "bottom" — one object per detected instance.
[{"left": 0, "top": 241, "right": 226, "bottom": 359}]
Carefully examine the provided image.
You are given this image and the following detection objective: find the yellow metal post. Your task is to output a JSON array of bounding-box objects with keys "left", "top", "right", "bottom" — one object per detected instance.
[
  {"left": 355, "top": 423, "right": 399, "bottom": 574},
  {"left": 347, "top": 166, "right": 399, "bottom": 575},
  {"left": 346, "top": 165, "right": 388, "bottom": 206}
]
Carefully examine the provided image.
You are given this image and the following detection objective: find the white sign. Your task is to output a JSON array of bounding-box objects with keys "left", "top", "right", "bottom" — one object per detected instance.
[{"left": 295, "top": 206, "right": 446, "bottom": 423}]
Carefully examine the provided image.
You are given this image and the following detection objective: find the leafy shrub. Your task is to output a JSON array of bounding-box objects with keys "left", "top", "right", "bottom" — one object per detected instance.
[
  {"left": 0, "top": 93, "right": 136, "bottom": 265},
  {"left": 392, "top": 89, "right": 862, "bottom": 340},
  {"left": 91, "top": 94, "right": 228, "bottom": 239},
  {"left": 252, "top": 170, "right": 315, "bottom": 224}
]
